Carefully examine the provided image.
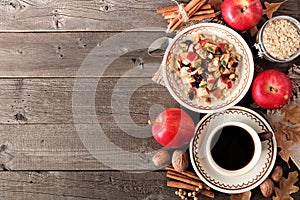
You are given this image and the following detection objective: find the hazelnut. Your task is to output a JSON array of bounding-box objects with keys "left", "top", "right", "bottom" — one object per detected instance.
[
  {"left": 271, "top": 165, "right": 283, "bottom": 182},
  {"left": 152, "top": 149, "right": 171, "bottom": 167},
  {"left": 172, "top": 150, "right": 189, "bottom": 172},
  {"left": 260, "top": 178, "right": 274, "bottom": 197}
]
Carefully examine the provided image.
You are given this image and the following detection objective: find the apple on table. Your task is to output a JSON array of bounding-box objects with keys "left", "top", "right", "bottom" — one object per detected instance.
[
  {"left": 149, "top": 108, "right": 195, "bottom": 149},
  {"left": 251, "top": 69, "right": 293, "bottom": 110},
  {"left": 221, "top": 0, "right": 263, "bottom": 31}
]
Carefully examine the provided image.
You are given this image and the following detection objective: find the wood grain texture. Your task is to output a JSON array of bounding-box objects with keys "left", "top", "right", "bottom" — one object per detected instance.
[
  {"left": 0, "top": 0, "right": 169, "bottom": 31},
  {"left": 0, "top": 78, "right": 178, "bottom": 124},
  {"left": 0, "top": 168, "right": 298, "bottom": 200},
  {"left": 0, "top": 32, "right": 165, "bottom": 77},
  {"left": 0, "top": 0, "right": 298, "bottom": 32},
  {"left": 0, "top": 77, "right": 182, "bottom": 170},
  {"left": 0, "top": 171, "right": 176, "bottom": 200},
  {"left": 0, "top": 123, "right": 173, "bottom": 170},
  {"left": 0, "top": 0, "right": 299, "bottom": 199}
]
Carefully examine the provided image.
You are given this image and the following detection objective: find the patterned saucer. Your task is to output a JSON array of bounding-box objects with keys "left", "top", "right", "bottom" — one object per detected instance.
[{"left": 189, "top": 106, "right": 277, "bottom": 194}]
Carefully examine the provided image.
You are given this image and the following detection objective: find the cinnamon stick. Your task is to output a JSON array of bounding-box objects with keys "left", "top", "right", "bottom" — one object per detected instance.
[
  {"left": 198, "top": 4, "right": 212, "bottom": 10},
  {"left": 167, "top": 0, "right": 202, "bottom": 32},
  {"left": 194, "top": 9, "right": 215, "bottom": 15},
  {"left": 165, "top": 165, "right": 202, "bottom": 181},
  {"left": 158, "top": 3, "right": 212, "bottom": 15},
  {"left": 198, "top": 189, "right": 215, "bottom": 198},
  {"left": 157, "top": 4, "right": 187, "bottom": 13},
  {"left": 169, "top": 0, "right": 207, "bottom": 32},
  {"left": 164, "top": 9, "right": 214, "bottom": 19},
  {"left": 167, "top": 171, "right": 210, "bottom": 190},
  {"left": 167, "top": 180, "right": 195, "bottom": 191},
  {"left": 189, "top": 13, "right": 217, "bottom": 21}
]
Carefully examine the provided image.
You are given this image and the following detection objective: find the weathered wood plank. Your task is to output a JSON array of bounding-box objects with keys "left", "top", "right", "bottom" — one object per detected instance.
[
  {"left": 0, "top": 31, "right": 165, "bottom": 77},
  {"left": 0, "top": 168, "right": 299, "bottom": 200},
  {"left": 0, "top": 78, "right": 179, "bottom": 124},
  {"left": 0, "top": 77, "right": 181, "bottom": 170},
  {"left": 0, "top": 171, "right": 177, "bottom": 200},
  {"left": 0, "top": 0, "right": 298, "bottom": 31},
  {"left": 0, "top": 123, "right": 165, "bottom": 170},
  {"left": 0, "top": 0, "right": 170, "bottom": 31}
]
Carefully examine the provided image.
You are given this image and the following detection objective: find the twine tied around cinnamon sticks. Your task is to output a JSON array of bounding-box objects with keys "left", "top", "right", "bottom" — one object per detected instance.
[
  {"left": 157, "top": 0, "right": 218, "bottom": 33},
  {"left": 170, "top": 0, "right": 189, "bottom": 24}
]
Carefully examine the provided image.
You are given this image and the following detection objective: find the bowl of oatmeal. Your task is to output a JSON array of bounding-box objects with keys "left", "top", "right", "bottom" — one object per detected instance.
[
  {"left": 255, "top": 15, "right": 300, "bottom": 63},
  {"left": 162, "top": 23, "right": 254, "bottom": 113}
]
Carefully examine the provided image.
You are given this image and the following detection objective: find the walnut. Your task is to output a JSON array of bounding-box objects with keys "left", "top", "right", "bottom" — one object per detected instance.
[
  {"left": 172, "top": 150, "right": 189, "bottom": 172},
  {"left": 152, "top": 149, "right": 171, "bottom": 167},
  {"left": 260, "top": 178, "right": 274, "bottom": 197},
  {"left": 271, "top": 166, "right": 284, "bottom": 182}
]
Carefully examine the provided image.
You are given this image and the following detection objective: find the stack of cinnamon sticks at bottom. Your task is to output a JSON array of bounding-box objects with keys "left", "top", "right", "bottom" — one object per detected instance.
[
  {"left": 156, "top": 0, "right": 218, "bottom": 32},
  {"left": 166, "top": 165, "right": 215, "bottom": 199}
]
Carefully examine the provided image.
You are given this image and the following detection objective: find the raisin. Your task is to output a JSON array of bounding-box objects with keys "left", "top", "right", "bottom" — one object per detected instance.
[
  {"left": 194, "top": 74, "right": 202, "bottom": 82},
  {"left": 191, "top": 81, "right": 200, "bottom": 88},
  {"left": 232, "top": 62, "right": 238, "bottom": 68}
]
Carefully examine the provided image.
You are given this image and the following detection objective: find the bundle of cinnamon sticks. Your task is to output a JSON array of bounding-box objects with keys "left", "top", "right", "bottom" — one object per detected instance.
[
  {"left": 166, "top": 165, "right": 215, "bottom": 199},
  {"left": 156, "top": 0, "right": 218, "bottom": 32}
]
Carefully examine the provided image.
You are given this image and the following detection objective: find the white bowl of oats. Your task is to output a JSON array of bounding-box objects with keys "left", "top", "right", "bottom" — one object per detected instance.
[
  {"left": 255, "top": 15, "right": 300, "bottom": 63},
  {"left": 162, "top": 23, "right": 254, "bottom": 113}
]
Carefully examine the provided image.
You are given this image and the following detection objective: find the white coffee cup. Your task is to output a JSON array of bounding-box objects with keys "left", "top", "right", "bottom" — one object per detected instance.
[{"left": 206, "top": 121, "right": 267, "bottom": 176}]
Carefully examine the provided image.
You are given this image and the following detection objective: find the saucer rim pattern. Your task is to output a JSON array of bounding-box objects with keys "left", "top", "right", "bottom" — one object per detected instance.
[{"left": 190, "top": 106, "right": 277, "bottom": 194}]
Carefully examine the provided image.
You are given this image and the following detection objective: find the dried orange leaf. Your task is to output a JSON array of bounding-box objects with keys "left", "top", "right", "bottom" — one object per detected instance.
[
  {"left": 273, "top": 171, "right": 299, "bottom": 200},
  {"left": 263, "top": 0, "right": 288, "bottom": 19},
  {"left": 281, "top": 104, "right": 300, "bottom": 124},
  {"left": 274, "top": 123, "right": 293, "bottom": 163},
  {"left": 230, "top": 191, "right": 251, "bottom": 200},
  {"left": 283, "top": 124, "right": 300, "bottom": 143},
  {"left": 208, "top": 0, "right": 223, "bottom": 11}
]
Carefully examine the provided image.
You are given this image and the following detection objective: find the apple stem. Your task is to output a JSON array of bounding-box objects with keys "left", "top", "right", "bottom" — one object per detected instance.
[
  {"left": 241, "top": 6, "right": 247, "bottom": 13},
  {"left": 148, "top": 120, "right": 162, "bottom": 125},
  {"left": 270, "top": 86, "right": 278, "bottom": 93}
]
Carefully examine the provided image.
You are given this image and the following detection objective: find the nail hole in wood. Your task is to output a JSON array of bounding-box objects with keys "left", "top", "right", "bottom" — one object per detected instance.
[
  {"left": 103, "top": 5, "right": 109, "bottom": 12},
  {"left": 0, "top": 145, "right": 7, "bottom": 152},
  {"left": 14, "top": 113, "right": 27, "bottom": 121}
]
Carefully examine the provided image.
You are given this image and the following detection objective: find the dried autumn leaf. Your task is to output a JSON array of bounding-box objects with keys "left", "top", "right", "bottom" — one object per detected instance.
[
  {"left": 250, "top": 26, "right": 258, "bottom": 37},
  {"left": 281, "top": 103, "right": 300, "bottom": 124},
  {"left": 274, "top": 122, "right": 293, "bottom": 163},
  {"left": 283, "top": 124, "right": 300, "bottom": 143},
  {"left": 263, "top": 0, "right": 288, "bottom": 19},
  {"left": 208, "top": 0, "right": 223, "bottom": 11},
  {"left": 230, "top": 191, "right": 251, "bottom": 200},
  {"left": 273, "top": 171, "right": 299, "bottom": 200}
]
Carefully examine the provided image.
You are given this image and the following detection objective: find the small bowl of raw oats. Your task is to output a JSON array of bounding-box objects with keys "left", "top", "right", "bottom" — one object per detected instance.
[{"left": 255, "top": 15, "right": 300, "bottom": 63}]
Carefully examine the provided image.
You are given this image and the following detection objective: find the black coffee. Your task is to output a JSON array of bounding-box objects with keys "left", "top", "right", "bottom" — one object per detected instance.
[{"left": 210, "top": 125, "right": 255, "bottom": 171}]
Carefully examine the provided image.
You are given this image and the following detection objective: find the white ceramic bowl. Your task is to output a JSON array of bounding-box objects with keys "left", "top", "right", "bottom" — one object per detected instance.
[{"left": 162, "top": 23, "right": 254, "bottom": 113}]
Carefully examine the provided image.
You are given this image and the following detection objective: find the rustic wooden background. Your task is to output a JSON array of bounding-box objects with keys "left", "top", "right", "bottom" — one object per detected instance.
[{"left": 0, "top": 0, "right": 299, "bottom": 199}]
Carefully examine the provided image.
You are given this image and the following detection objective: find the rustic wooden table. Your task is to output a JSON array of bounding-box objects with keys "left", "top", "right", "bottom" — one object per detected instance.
[{"left": 0, "top": 0, "right": 299, "bottom": 199}]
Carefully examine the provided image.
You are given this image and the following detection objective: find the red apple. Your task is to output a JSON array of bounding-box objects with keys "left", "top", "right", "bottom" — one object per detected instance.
[
  {"left": 252, "top": 69, "right": 292, "bottom": 109},
  {"left": 221, "top": 0, "right": 263, "bottom": 31},
  {"left": 149, "top": 108, "right": 195, "bottom": 148}
]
